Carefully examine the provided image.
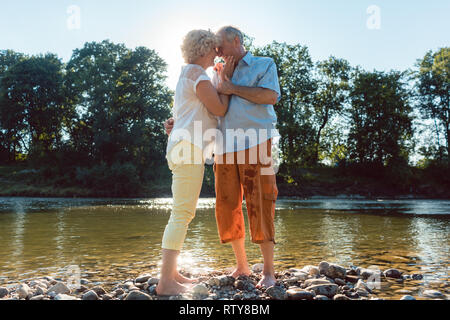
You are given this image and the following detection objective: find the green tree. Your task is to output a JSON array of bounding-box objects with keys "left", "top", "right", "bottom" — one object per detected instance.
[
  {"left": 347, "top": 69, "right": 414, "bottom": 168},
  {"left": 65, "top": 40, "right": 172, "bottom": 180},
  {"left": 0, "top": 50, "right": 27, "bottom": 163},
  {"left": 312, "top": 56, "right": 351, "bottom": 165},
  {"left": 414, "top": 47, "right": 450, "bottom": 164},
  {"left": 253, "top": 42, "right": 317, "bottom": 170},
  {"left": 0, "top": 53, "right": 66, "bottom": 164}
]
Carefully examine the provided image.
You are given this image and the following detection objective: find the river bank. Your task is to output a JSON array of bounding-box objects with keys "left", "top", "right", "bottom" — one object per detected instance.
[
  {"left": 1, "top": 262, "right": 448, "bottom": 301},
  {"left": 1, "top": 166, "right": 449, "bottom": 200}
]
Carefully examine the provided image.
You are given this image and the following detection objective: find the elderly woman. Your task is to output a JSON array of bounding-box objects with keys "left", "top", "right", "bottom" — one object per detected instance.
[{"left": 156, "top": 30, "right": 235, "bottom": 296}]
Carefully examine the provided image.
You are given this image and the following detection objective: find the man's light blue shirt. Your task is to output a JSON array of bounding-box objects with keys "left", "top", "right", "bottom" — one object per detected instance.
[{"left": 213, "top": 51, "right": 281, "bottom": 155}]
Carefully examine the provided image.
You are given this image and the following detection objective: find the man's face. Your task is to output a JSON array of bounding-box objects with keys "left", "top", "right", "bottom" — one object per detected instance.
[{"left": 215, "top": 32, "right": 237, "bottom": 58}]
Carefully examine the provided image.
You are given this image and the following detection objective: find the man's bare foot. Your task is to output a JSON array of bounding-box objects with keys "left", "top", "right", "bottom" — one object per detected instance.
[
  {"left": 230, "top": 267, "right": 251, "bottom": 278},
  {"left": 256, "top": 274, "right": 277, "bottom": 289},
  {"left": 175, "top": 271, "right": 199, "bottom": 284},
  {"left": 155, "top": 279, "right": 188, "bottom": 296}
]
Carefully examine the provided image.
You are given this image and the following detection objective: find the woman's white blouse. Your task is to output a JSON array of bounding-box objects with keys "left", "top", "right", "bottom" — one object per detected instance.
[{"left": 166, "top": 64, "right": 218, "bottom": 162}]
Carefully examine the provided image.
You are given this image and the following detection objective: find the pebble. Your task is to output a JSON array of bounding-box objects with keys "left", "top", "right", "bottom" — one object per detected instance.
[
  {"left": 147, "top": 285, "right": 157, "bottom": 295},
  {"left": 333, "top": 294, "right": 350, "bottom": 300},
  {"left": 314, "top": 295, "right": 329, "bottom": 300},
  {"left": 82, "top": 290, "right": 99, "bottom": 300},
  {"left": 395, "top": 289, "right": 413, "bottom": 294},
  {"left": 301, "top": 265, "right": 320, "bottom": 276},
  {"left": 114, "top": 288, "right": 125, "bottom": 296},
  {"left": 208, "top": 277, "right": 221, "bottom": 287},
  {"left": 17, "top": 283, "right": 30, "bottom": 299},
  {"left": 383, "top": 268, "right": 403, "bottom": 279},
  {"left": 304, "top": 279, "right": 332, "bottom": 287},
  {"left": 54, "top": 294, "right": 80, "bottom": 300},
  {"left": 135, "top": 274, "right": 152, "bottom": 284},
  {"left": 147, "top": 278, "right": 159, "bottom": 286},
  {"left": 124, "top": 290, "right": 152, "bottom": 300},
  {"left": 411, "top": 274, "right": 423, "bottom": 280},
  {"left": 286, "top": 288, "right": 315, "bottom": 300},
  {"left": 251, "top": 263, "right": 264, "bottom": 273},
  {"left": 283, "top": 277, "right": 302, "bottom": 285},
  {"left": 305, "top": 284, "right": 338, "bottom": 298},
  {"left": 192, "top": 284, "right": 209, "bottom": 296},
  {"left": 29, "top": 280, "right": 47, "bottom": 288},
  {"left": 345, "top": 275, "right": 359, "bottom": 284},
  {"left": 48, "top": 282, "right": 71, "bottom": 295},
  {"left": 218, "top": 275, "right": 235, "bottom": 287},
  {"left": 35, "top": 286, "right": 47, "bottom": 296},
  {"left": 359, "top": 268, "right": 382, "bottom": 280},
  {"left": 90, "top": 286, "right": 107, "bottom": 296},
  {"left": 355, "top": 279, "right": 372, "bottom": 293},
  {"left": 243, "top": 292, "right": 259, "bottom": 300},
  {"left": 42, "top": 276, "right": 55, "bottom": 283},
  {"left": 356, "top": 289, "right": 369, "bottom": 297},
  {"left": 292, "top": 272, "right": 309, "bottom": 281},
  {"left": 75, "top": 285, "right": 88, "bottom": 293},
  {"left": 318, "top": 261, "right": 329, "bottom": 275},
  {"left": 326, "top": 264, "right": 347, "bottom": 279},
  {"left": 235, "top": 280, "right": 255, "bottom": 291},
  {"left": 3, "top": 262, "right": 444, "bottom": 301},
  {"left": 422, "top": 289, "right": 444, "bottom": 299},
  {"left": 265, "top": 286, "right": 287, "bottom": 300},
  {"left": 0, "top": 287, "right": 9, "bottom": 298}
]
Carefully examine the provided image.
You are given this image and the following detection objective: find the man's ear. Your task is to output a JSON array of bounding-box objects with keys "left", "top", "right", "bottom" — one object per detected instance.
[{"left": 234, "top": 36, "right": 240, "bottom": 48}]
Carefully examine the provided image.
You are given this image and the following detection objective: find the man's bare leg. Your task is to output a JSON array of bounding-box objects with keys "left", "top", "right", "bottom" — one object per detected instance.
[
  {"left": 256, "top": 241, "right": 276, "bottom": 288},
  {"left": 229, "top": 238, "right": 251, "bottom": 278}
]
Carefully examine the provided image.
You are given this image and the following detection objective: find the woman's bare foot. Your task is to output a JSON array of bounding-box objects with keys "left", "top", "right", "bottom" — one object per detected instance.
[
  {"left": 256, "top": 274, "right": 277, "bottom": 289},
  {"left": 155, "top": 279, "right": 188, "bottom": 296},
  {"left": 230, "top": 267, "right": 251, "bottom": 278},
  {"left": 175, "top": 271, "right": 199, "bottom": 284}
]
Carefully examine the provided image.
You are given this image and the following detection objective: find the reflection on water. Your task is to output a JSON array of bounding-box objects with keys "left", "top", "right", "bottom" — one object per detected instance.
[{"left": 0, "top": 197, "right": 448, "bottom": 299}]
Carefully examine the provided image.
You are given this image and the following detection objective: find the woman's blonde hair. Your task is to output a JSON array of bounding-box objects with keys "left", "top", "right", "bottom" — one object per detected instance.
[{"left": 181, "top": 29, "right": 220, "bottom": 64}]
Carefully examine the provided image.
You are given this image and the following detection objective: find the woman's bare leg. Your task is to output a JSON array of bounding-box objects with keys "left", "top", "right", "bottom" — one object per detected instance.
[
  {"left": 175, "top": 271, "right": 199, "bottom": 284},
  {"left": 156, "top": 249, "right": 188, "bottom": 296}
]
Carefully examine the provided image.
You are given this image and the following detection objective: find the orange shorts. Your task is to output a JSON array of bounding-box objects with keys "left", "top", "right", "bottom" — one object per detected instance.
[{"left": 213, "top": 139, "right": 278, "bottom": 245}]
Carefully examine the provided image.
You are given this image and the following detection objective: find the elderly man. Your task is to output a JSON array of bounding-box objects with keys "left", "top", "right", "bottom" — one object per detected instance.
[{"left": 165, "top": 26, "right": 281, "bottom": 288}]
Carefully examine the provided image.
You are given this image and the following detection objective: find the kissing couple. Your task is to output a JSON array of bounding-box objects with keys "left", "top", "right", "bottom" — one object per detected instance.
[{"left": 156, "top": 26, "right": 281, "bottom": 296}]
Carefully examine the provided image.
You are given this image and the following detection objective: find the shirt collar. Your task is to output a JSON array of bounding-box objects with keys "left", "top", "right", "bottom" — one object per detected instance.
[{"left": 240, "top": 51, "right": 253, "bottom": 66}]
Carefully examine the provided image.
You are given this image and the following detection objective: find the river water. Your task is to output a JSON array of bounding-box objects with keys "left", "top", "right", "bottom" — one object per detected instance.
[{"left": 0, "top": 197, "right": 448, "bottom": 299}]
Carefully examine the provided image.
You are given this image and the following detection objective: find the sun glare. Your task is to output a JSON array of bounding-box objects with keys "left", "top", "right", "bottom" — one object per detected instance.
[{"left": 145, "top": 16, "right": 229, "bottom": 90}]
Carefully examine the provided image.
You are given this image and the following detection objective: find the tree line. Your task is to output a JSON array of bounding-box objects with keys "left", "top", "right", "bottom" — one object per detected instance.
[{"left": 0, "top": 39, "right": 448, "bottom": 195}]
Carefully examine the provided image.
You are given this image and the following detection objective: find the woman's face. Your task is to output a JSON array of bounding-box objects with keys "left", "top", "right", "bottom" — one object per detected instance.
[{"left": 206, "top": 48, "right": 217, "bottom": 67}]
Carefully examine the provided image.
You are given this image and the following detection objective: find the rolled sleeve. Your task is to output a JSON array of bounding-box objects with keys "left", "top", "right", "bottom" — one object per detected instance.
[{"left": 257, "top": 60, "right": 281, "bottom": 103}]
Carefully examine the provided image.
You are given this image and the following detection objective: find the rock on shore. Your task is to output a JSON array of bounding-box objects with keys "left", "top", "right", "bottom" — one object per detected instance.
[{"left": 0, "top": 263, "right": 447, "bottom": 301}]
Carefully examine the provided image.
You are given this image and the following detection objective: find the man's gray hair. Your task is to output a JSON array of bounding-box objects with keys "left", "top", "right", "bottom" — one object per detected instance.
[{"left": 217, "top": 26, "right": 244, "bottom": 44}]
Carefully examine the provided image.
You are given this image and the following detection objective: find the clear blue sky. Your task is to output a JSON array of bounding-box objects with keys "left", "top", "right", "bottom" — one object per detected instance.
[{"left": 0, "top": 0, "right": 449, "bottom": 89}]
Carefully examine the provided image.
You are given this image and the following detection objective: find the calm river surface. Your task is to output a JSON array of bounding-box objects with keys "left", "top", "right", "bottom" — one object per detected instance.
[{"left": 0, "top": 197, "right": 449, "bottom": 299}]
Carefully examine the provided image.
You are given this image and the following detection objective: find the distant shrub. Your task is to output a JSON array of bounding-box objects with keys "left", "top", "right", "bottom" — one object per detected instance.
[{"left": 75, "top": 161, "right": 141, "bottom": 196}]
